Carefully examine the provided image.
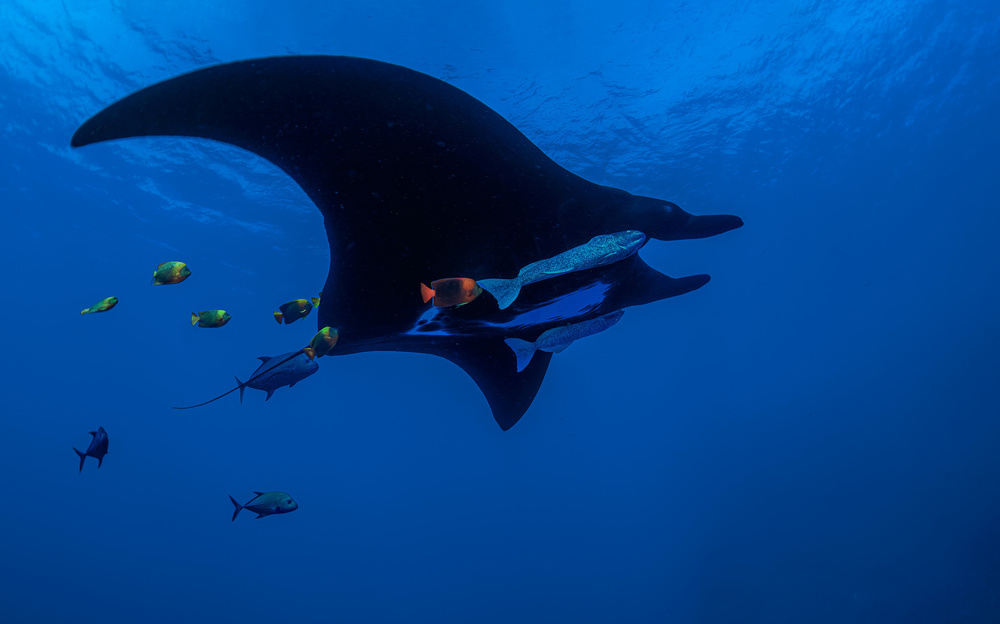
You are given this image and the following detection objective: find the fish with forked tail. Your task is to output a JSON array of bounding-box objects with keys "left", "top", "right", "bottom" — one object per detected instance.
[
  {"left": 173, "top": 350, "right": 318, "bottom": 409},
  {"left": 504, "top": 310, "right": 625, "bottom": 372},
  {"left": 73, "top": 426, "right": 109, "bottom": 472},
  {"left": 230, "top": 492, "right": 298, "bottom": 520}
]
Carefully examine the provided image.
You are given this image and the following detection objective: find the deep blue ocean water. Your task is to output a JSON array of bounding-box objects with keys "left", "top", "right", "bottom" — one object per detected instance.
[{"left": 2, "top": 1, "right": 999, "bottom": 622}]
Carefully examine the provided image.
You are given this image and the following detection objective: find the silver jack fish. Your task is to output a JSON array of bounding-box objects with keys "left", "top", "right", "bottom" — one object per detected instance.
[
  {"left": 477, "top": 230, "right": 646, "bottom": 309},
  {"left": 230, "top": 492, "right": 298, "bottom": 520},
  {"left": 504, "top": 310, "right": 625, "bottom": 372}
]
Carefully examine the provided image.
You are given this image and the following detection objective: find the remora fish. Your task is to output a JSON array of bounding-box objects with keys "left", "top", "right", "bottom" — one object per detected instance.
[
  {"left": 229, "top": 492, "right": 298, "bottom": 521},
  {"left": 73, "top": 426, "right": 109, "bottom": 472},
  {"left": 504, "top": 310, "right": 625, "bottom": 373},
  {"left": 172, "top": 351, "right": 318, "bottom": 409},
  {"left": 478, "top": 231, "right": 647, "bottom": 309}
]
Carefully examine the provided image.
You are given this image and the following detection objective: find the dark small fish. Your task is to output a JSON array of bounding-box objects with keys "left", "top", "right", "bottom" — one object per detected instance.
[
  {"left": 273, "top": 298, "right": 313, "bottom": 324},
  {"left": 73, "top": 426, "right": 109, "bottom": 472},
  {"left": 229, "top": 491, "right": 298, "bottom": 521},
  {"left": 191, "top": 310, "right": 231, "bottom": 328},
  {"left": 420, "top": 277, "right": 482, "bottom": 307}
]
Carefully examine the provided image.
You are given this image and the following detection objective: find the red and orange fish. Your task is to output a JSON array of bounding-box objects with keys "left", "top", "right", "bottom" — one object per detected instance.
[{"left": 420, "top": 278, "right": 482, "bottom": 307}]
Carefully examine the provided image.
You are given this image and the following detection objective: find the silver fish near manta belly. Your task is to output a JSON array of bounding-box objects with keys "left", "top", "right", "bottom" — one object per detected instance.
[
  {"left": 237, "top": 351, "right": 319, "bottom": 402},
  {"left": 504, "top": 310, "right": 626, "bottom": 373},
  {"left": 478, "top": 231, "right": 647, "bottom": 310}
]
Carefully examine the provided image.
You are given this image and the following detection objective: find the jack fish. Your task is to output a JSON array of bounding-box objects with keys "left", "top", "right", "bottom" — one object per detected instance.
[
  {"left": 236, "top": 351, "right": 319, "bottom": 402},
  {"left": 229, "top": 491, "right": 298, "bottom": 520},
  {"left": 73, "top": 426, "right": 109, "bottom": 472}
]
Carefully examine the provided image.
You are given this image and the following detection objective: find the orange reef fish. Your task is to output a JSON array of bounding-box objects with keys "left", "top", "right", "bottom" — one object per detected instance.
[
  {"left": 152, "top": 261, "right": 191, "bottom": 285},
  {"left": 80, "top": 296, "right": 118, "bottom": 315},
  {"left": 420, "top": 277, "right": 482, "bottom": 307},
  {"left": 304, "top": 326, "right": 339, "bottom": 360},
  {"left": 229, "top": 492, "right": 298, "bottom": 521},
  {"left": 273, "top": 298, "right": 313, "bottom": 324},
  {"left": 191, "top": 310, "right": 231, "bottom": 328}
]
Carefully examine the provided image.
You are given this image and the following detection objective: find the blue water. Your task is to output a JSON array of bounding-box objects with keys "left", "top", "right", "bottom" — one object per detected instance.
[{"left": 2, "top": 1, "right": 999, "bottom": 622}]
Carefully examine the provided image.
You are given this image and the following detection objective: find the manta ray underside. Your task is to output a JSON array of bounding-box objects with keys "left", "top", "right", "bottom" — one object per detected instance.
[{"left": 71, "top": 56, "right": 742, "bottom": 430}]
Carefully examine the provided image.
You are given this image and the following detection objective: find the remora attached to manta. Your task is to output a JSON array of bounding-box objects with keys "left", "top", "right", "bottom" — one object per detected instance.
[{"left": 71, "top": 56, "right": 743, "bottom": 430}]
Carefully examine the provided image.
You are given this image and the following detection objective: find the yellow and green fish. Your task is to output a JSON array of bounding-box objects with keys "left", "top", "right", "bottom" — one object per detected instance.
[
  {"left": 273, "top": 299, "right": 313, "bottom": 325},
  {"left": 304, "top": 326, "right": 338, "bottom": 360},
  {"left": 152, "top": 261, "right": 191, "bottom": 285},
  {"left": 81, "top": 296, "right": 118, "bottom": 315},
  {"left": 191, "top": 310, "right": 231, "bottom": 328}
]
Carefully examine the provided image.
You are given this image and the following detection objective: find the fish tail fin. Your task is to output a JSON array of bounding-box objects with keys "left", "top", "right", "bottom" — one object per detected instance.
[
  {"left": 80, "top": 308, "right": 89, "bottom": 315},
  {"left": 229, "top": 495, "right": 242, "bottom": 521},
  {"left": 420, "top": 283, "right": 434, "bottom": 304},
  {"left": 311, "top": 297, "right": 321, "bottom": 307},
  {"left": 273, "top": 311, "right": 283, "bottom": 324},
  {"left": 235, "top": 376, "right": 245, "bottom": 404},
  {"left": 478, "top": 278, "right": 520, "bottom": 310},
  {"left": 73, "top": 448, "right": 86, "bottom": 472},
  {"left": 191, "top": 312, "right": 199, "bottom": 326},
  {"left": 503, "top": 337, "right": 537, "bottom": 373}
]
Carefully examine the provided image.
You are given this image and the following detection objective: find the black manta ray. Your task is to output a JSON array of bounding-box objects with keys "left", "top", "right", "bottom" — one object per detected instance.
[{"left": 71, "top": 56, "right": 742, "bottom": 430}]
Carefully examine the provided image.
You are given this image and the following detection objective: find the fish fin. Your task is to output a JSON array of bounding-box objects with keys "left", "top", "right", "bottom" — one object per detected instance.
[
  {"left": 273, "top": 311, "right": 283, "bottom": 324},
  {"left": 229, "top": 495, "right": 242, "bottom": 521},
  {"left": 255, "top": 513, "right": 268, "bottom": 519},
  {"left": 97, "top": 455, "right": 104, "bottom": 469},
  {"left": 191, "top": 312, "right": 199, "bottom": 326},
  {"left": 420, "top": 283, "right": 434, "bottom": 304},
  {"left": 503, "top": 337, "right": 537, "bottom": 373},
  {"left": 73, "top": 448, "right": 86, "bottom": 473},
  {"left": 253, "top": 491, "right": 266, "bottom": 496},
  {"left": 303, "top": 347, "right": 316, "bottom": 360},
  {"left": 550, "top": 342, "right": 572, "bottom": 353},
  {"left": 422, "top": 337, "right": 552, "bottom": 430},
  {"left": 265, "top": 388, "right": 275, "bottom": 401},
  {"left": 80, "top": 308, "right": 89, "bottom": 314},
  {"left": 477, "top": 278, "right": 519, "bottom": 310},
  {"left": 311, "top": 297, "right": 320, "bottom": 307},
  {"left": 88, "top": 431, "right": 96, "bottom": 436},
  {"left": 256, "top": 356, "right": 272, "bottom": 363},
  {"left": 235, "top": 376, "right": 245, "bottom": 404}
]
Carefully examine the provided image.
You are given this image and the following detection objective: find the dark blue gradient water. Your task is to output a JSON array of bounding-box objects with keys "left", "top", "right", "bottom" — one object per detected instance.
[{"left": 2, "top": 2, "right": 998, "bottom": 622}]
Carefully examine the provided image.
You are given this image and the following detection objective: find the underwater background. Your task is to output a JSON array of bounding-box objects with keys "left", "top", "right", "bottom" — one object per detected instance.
[{"left": 2, "top": 1, "right": 999, "bottom": 622}]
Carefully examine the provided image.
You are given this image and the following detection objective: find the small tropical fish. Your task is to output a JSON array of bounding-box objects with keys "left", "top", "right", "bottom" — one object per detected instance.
[
  {"left": 191, "top": 310, "right": 231, "bottom": 328},
  {"left": 504, "top": 310, "right": 625, "bottom": 372},
  {"left": 151, "top": 261, "right": 191, "bottom": 285},
  {"left": 303, "top": 326, "right": 338, "bottom": 360},
  {"left": 478, "top": 230, "right": 647, "bottom": 309},
  {"left": 73, "top": 426, "right": 109, "bottom": 472},
  {"left": 80, "top": 296, "right": 118, "bottom": 315},
  {"left": 229, "top": 492, "right": 298, "bottom": 521},
  {"left": 420, "top": 277, "right": 483, "bottom": 307},
  {"left": 273, "top": 299, "right": 313, "bottom": 324}
]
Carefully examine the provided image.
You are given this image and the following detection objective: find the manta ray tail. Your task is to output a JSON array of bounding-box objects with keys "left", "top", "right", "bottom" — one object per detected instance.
[
  {"left": 477, "top": 278, "right": 521, "bottom": 310},
  {"left": 503, "top": 338, "right": 538, "bottom": 373},
  {"left": 73, "top": 448, "right": 85, "bottom": 473}
]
